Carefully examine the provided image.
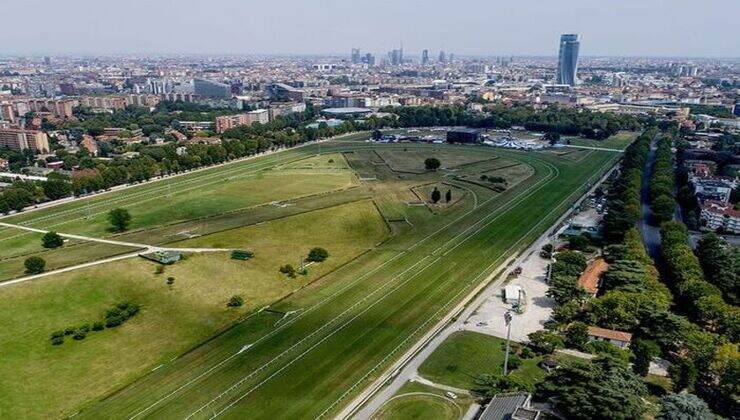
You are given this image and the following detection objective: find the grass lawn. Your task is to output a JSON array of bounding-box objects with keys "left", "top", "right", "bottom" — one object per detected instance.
[
  {"left": 1, "top": 141, "right": 619, "bottom": 419},
  {"left": 376, "top": 148, "right": 492, "bottom": 174},
  {"left": 372, "top": 380, "right": 474, "bottom": 420},
  {"left": 0, "top": 241, "right": 140, "bottom": 282},
  {"left": 74, "top": 145, "right": 617, "bottom": 419},
  {"left": 0, "top": 200, "right": 388, "bottom": 418},
  {"left": 418, "top": 331, "right": 547, "bottom": 390},
  {"left": 3, "top": 171, "right": 357, "bottom": 240},
  {"left": 567, "top": 131, "right": 637, "bottom": 150},
  {"left": 273, "top": 152, "right": 350, "bottom": 170}
]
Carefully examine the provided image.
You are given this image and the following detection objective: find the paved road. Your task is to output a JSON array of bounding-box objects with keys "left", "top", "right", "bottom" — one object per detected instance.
[{"left": 343, "top": 161, "right": 622, "bottom": 420}]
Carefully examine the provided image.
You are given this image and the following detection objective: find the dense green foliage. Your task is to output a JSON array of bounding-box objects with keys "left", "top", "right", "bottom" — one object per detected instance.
[
  {"left": 108, "top": 208, "right": 131, "bottom": 232},
  {"left": 41, "top": 231, "right": 64, "bottom": 248},
  {"left": 24, "top": 256, "right": 45, "bottom": 274},
  {"left": 306, "top": 247, "right": 329, "bottom": 263},
  {"left": 649, "top": 135, "right": 677, "bottom": 223},
  {"left": 657, "top": 393, "right": 715, "bottom": 420},
  {"left": 661, "top": 222, "right": 738, "bottom": 341},
  {"left": 602, "top": 130, "right": 653, "bottom": 242},
  {"left": 536, "top": 357, "right": 647, "bottom": 420},
  {"left": 695, "top": 233, "right": 739, "bottom": 305}
]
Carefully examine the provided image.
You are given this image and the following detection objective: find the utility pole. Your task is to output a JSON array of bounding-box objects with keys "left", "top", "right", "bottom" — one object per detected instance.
[{"left": 503, "top": 310, "right": 513, "bottom": 375}]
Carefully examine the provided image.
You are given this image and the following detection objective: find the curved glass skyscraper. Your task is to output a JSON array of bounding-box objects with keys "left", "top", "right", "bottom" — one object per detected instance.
[{"left": 556, "top": 34, "right": 580, "bottom": 86}]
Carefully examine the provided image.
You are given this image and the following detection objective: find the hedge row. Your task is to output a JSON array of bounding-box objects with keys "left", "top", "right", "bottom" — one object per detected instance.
[{"left": 50, "top": 302, "right": 140, "bottom": 346}]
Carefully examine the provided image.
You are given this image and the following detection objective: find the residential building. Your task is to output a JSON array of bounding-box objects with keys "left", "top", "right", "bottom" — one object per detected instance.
[
  {"left": 577, "top": 258, "right": 608, "bottom": 297},
  {"left": 700, "top": 200, "right": 740, "bottom": 234},
  {"left": 480, "top": 392, "right": 541, "bottom": 420},
  {"left": 693, "top": 178, "right": 736, "bottom": 203},
  {"left": 214, "top": 109, "right": 269, "bottom": 133},
  {"left": 0, "top": 128, "right": 50, "bottom": 152},
  {"left": 586, "top": 326, "right": 632, "bottom": 349},
  {"left": 351, "top": 48, "right": 361, "bottom": 64},
  {"left": 556, "top": 34, "right": 580, "bottom": 86}
]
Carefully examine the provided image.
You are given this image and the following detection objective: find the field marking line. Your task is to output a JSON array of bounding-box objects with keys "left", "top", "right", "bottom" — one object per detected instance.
[
  {"left": 185, "top": 158, "right": 559, "bottom": 419},
  {"left": 333, "top": 155, "right": 620, "bottom": 419},
  {"left": 122, "top": 152, "right": 514, "bottom": 419},
  {"left": 374, "top": 392, "right": 461, "bottom": 418}
]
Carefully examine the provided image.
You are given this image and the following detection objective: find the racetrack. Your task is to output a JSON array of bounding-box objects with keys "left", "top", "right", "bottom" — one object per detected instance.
[{"left": 72, "top": 144, "right": 618, "bottom": 420}]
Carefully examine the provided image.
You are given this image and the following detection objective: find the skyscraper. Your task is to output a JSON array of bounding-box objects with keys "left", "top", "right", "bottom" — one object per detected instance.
[
  {"left": 438, "top": 51, "right": 446, "bottom": 63},
  {"left": 556, "top": 34, "right": 580, "bottom": 86},
  {"left": 351, "top": 48, "right": 361, "bottom": 64},
  {"left": 421, "top": 49, "right": 429, "bottom": 65}
]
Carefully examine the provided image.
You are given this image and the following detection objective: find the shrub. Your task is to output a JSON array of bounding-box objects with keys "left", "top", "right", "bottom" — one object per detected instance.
[
  {"left": 50, "top": 330, "right": 64, "bottom": 339},
  {"left": 279, "top": 264, "right": 296, "bottom": 277},
  {"left": 51, "top": 336, "right": 64, "bottom": 345},
  {"left": 105, "top": 315, "right": 124, "bottom": 328},
  {"left": 424, "top": 157, "right": 441, "bottom": 171},
  {"left": 78, "top": 324, "right": 90, "bottom": 333},
  {"left": 24, "top": 256, "right": 46, "bottom": 274},
  {"left": 505, "top": 355, "right": 522, "bottom": 371},
  {"left": 227, "top": 295, "right": 244, "bottom": 307},
  {"left": 154, "top": 265, "right": 165, "bottom": 275},
  {"left": 307, "top": 247, "right": 329, "bottom": 263},
  {"left": 520, "top": 346, "right": 535, "bottom": 359},
  {"left": 72, "top": 331, "right": 87, "bottom": 340},
  {"left": 527, "top": 330, "right": 564, "bottom": 355},
  {"left": 166, "top": 276, "right": 175, "bottom": 286},
  {"left": 92, "top": 322, "right": 104, "bottom": 331},
  {"left": 42, "top": 231, "right": 64, "bottom": 248},
  {"left": 63, "top": 327, "right": 75, "bottom": 336}
]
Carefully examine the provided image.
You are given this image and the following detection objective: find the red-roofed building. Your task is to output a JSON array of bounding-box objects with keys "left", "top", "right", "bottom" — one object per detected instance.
[{"left": 577, "top": 258, "right": 608, "bottom": 297}]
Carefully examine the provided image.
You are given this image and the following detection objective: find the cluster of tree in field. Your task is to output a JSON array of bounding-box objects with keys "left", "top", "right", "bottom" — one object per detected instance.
[
  {"left": 50, "top": 302, "right": 140, "bottom": 345},
  {"left": 0, "top": 173, "right": 72, "bottom": 213},
  {"left": 686, "top": 104, "right": 736, "bottom": 119},
  {"left": 660, "top": 222, "right": 738, "bottom": 342},
  {"left": 601, "top": 130, "right": 654, "bottom": 242},
  {"left": 649, "top": 135, "right": 678, "bottom": 223},
  {"left": 379, "top": 104, "right": 644, "bottom": 140}
]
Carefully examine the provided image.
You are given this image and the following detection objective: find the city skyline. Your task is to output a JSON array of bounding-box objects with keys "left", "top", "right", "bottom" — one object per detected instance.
[{"left": 1, "top": 0, "right": 738, "bottom": 57}]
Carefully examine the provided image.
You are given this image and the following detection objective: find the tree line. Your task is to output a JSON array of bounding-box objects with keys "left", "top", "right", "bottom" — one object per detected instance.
[{"left": 649, "top": 134, "right": 678, "bottom": 223}]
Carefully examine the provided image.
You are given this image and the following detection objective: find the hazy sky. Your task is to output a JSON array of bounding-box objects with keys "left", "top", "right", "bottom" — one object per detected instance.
[{"left": 3, "top": 0, "right": 738, "bottom": 57}]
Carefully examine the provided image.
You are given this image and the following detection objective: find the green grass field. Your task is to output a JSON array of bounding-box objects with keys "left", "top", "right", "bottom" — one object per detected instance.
[
  {"left": 0, "top": 201, "right": 388, "bottom": 418},
  {"left": 567, "top": 131, "right": 637, "bottom": 150},
  {"left": 0, "top": 138, "right": 621, "bottom": 419},
  {"left": 418, "top": 331, "right": 547, "bottom": 390}
]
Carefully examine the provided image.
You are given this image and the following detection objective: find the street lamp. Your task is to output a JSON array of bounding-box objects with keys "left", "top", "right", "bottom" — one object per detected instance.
[{"left": 503, "top": 310, "right": 513, "bottom": 375}]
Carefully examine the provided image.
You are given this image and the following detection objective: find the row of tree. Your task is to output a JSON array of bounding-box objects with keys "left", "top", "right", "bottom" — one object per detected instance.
[
  {"left": 649, "top": 135, "right": 678, "bottom": 223},
  {"left": 660, "top": 222, "right": 738, "bottom": 342},
  {"left": 602, "top": 130, "right": 654, "bottom": 242}
]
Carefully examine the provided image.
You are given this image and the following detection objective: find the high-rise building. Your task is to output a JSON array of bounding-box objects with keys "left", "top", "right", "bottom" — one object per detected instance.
[
  {"left": 351, "top": 48, "right": 361, "bottom": 64},
  {"left": 390, "top": 49, "right": 402, "bottom": 65},
  {"left": 438, "top": 51, "right": 446, "bottom": 63},
  {"left": 556, "top": 34, "right": 580, "bottom": 86},
  {"left": 0, "top": 128, "right": 50, "bottom": 153},
  {"left": 193, "top": 78, "right": 231, "bottom": 99},
  {"left": 363, "top": 53, "right": 375, "bottom": 67},
  {"left": 421, "top": 49, "right": 429, "bottom": 65}
]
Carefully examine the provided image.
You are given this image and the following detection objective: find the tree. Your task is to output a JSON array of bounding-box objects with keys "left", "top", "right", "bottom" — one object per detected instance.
[
  {"left": 565, "top": 321, "right": 589, "bottom": 351},
  {"left": 631, "top": 339, "right": 660, "bottom": 376},
  {"left": 227, "top": 295, "right": 244, "bottom": 307},
  {"left": 307, "top": 247, "right": 329, "bottom": 263},
  {"left": 445, "top": 189, "right": 452, "bottom": 203},
  {"left": 108, "top": 208, "right": 132, "bottom": 232},
  {"left": 527, "top": 330, "right": 564, "bottom": 355},
  {"left": 472, "top": 373, "right": 531, "bottom": 398},
  {"left": 24, "top": 256, "right": 45, "bottom": 274},
  {"left": 41, "top": 231, "right": 64, "bottom": 248},
  {"left": 568, "top": 234, "right": 590, "bottom": 251},
  {"left": 696, "top": 233, "right": 738, "bottom": 305},
  {"left": 544, "top": 132, "right": 561, "bottom": 145},
  {"left": 652, "top": 194, "right": 677, "bottom": 223},
  {"left": 657, "top": 394, "right": 714, "bottom": 420},
  {"left": 371, "top": 129, "right": 382, "bottom": 140},
  {"left": 431, "top": 187, "right": 441, "bottom": 203},
  {"left": 166, "top": 276, "right": 175, "bottom": 287},
  {"left": 536, "top": 357, "right": 647, "bottom": 420},
  {"left": 424, "top": 157, "right": 441, "bottom": 171},
  {"left": 669, "top": 356, "right": 698, "bottom": 391}
]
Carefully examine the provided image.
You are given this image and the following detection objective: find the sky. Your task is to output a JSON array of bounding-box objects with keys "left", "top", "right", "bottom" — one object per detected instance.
[{"left": 2, "top": 0, "right": 738, "bottom": 57}]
